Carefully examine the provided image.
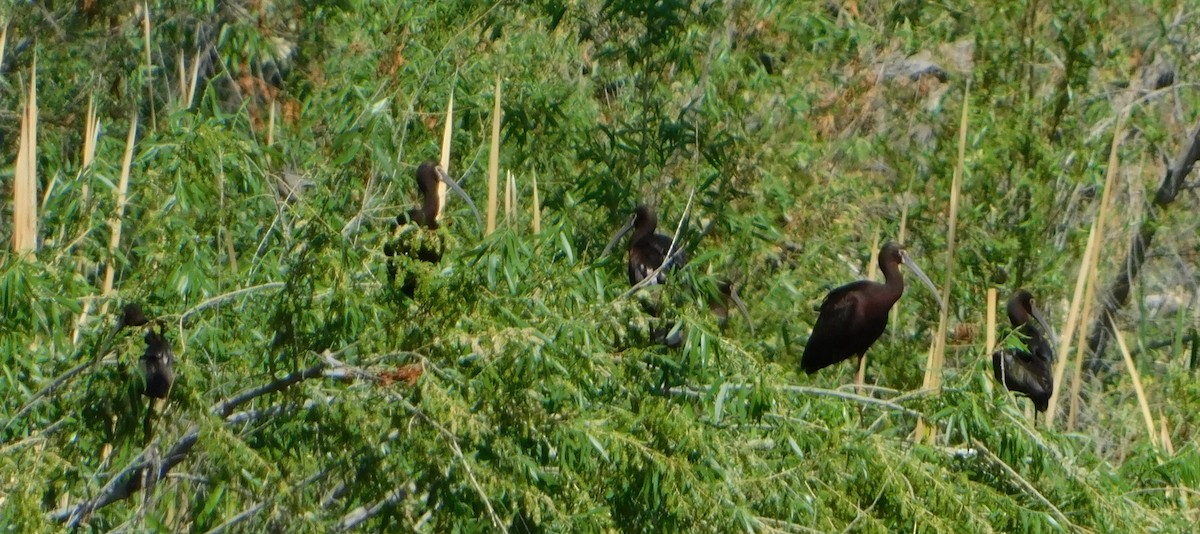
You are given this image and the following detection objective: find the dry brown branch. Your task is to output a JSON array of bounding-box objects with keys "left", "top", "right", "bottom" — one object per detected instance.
[
  {"left": 212, "top": 362, "right": 329, "bottom": 418},
  {"left": 337, "top": 480, "right": 415, "bottom": 531},
  {"left": 50, "top": 427, "right": 200, "bottom": 525},
  {"left": 1085, "top": 122, "right": 1200, "bottom": 375}
]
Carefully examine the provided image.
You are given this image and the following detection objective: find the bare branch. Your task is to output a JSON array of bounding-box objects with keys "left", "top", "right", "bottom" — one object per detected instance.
[
  {"left": 384, "top": 390, "right": 508, "bottom": 533},
  {"left": 672, "top": 383, "right": 926, "bottom": 419},
  {"left": 1086, "top": 121, "right": 1200, "bottom": 374},
  {"left": 50, "top": 426, "right": 201, "bottom": 525},
  {"left": 177, "top": 282, "right": 286, "bottom": 327},
  {"left": 5, "top": 322, "right": 123, "bottom": 432},
  {"left": 337, "top": 480, "right": 415, "bottom": 531},
  {"left": 211, "top": 363, "right": 328, "bottom": 418}
]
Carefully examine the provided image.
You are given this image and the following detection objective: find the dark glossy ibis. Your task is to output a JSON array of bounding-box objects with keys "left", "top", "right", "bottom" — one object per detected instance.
[
  {"left": 398, "top": 162, "right": 480, "bottom": 230},
  {"left": 120, "top": 303, "right": 149, "bottom": 330},
  {"left": 386, "top": 162, "right": 482, "bottom": 285},
  {"left": 602, "top": 205, "right": 691, "bottom": 350},
  {"left": 601, "top": 205, "right": 688, "bottom": 286},
  {"left": 992, "top": 289, "right": 1055, "bottom": 412},
  {"left": 801, "top": 242, "right": 941, "bottom": 375},
  {"left": 141, "top": 329, "right": 175, "bottom": 399}
]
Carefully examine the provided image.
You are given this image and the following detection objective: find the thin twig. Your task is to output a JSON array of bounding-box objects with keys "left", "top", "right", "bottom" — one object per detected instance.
[
  {"left": 337, "top": 480, "right": 415, "bottom": 531},
  {"left": 674, "top": 384, "right": 925, "bottom": 418},
  {"left": 204, "top": 469, "right": 329, "bottom": 534},
  {"left": 212, "top": 363, "right": 328, "bottom": 418},
  {"left": 177, "top": 282, "right": 286, "bottom": 326},
  {"left": 0, "top": 418, "right": 67, "bottom": 452},
  {"left": 4, "top": 322, "right": 123, "bottom": 432},
  {"left": 971, "top": 439, "right": 1074, "bottom": 530}
]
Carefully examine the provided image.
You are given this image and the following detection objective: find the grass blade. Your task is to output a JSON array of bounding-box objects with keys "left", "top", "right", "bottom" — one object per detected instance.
[{"left": 530, "top": 171, "right": 542, "bottom": 234}]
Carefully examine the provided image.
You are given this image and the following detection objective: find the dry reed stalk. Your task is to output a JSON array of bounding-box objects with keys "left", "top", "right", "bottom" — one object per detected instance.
[
  {"left": 267, "top": 100, "right": 277, "bottom": 146},
  {"left": 1063, "top": 113, "right": 1125, "bottom": 430},
  {"left": 1046, "top": 222, "right": 1098, "bottom": 426},
  {"left": 892, "top": 188, "right": 912, "bottom": 348},
  {"left": 187, "top": 49, "right": 201, "bottom": 108},
  {"left": 99, "top": 115, "right": 139, "bottom": 316},
  {"left": 504, "top": 170, "right": 512, "bottom": 224},
  {"left": 81, "top": 96, "right": 99, "bottom": 202},
  {"left": 1159, "top": 413, "right": 1173, "bottom": 455},
  {"left": 1067, "top": 252, "right": 1102, "bottom": 430},
  {"left": 141, "top": 2, "right": 156, "bottom": 129},
  {"left": 13, "top": 53, "right": 38, "bottom": 254},
  {"left": 437, "top": 92, "right": 454, "bottom": 220},
  {"left": 83, "top": 96, "right": 99, "bottom": 170},
  {"left": 530, "top": 172, "right": 542, "bottom": 234},
  {"left": 985, "top": 288, "right": 997, "bottom": 355},
  {"left": 177, "top": 51, "right": 185, "bottom": 105},
  {"left": 70, "top": 95, "right": 103, "bottom": 343},
  {"left": 1, "top": 24, "right": 7, "bottom": 64},
  {"left": 1111, "top": 318, "right": 1158, "bottom": 449},
  {"left": 487, "top": 75, "right": 502, "bottom": 235},
  {"left": 916, "top": 83, "right": 969, "bottom": 443}
]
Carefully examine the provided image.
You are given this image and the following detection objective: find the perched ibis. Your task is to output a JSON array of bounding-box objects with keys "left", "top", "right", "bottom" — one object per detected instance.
[
  {"left": 601, "top": 205, "right": 688, "bottom": 286},
  {"left": 602, "top": 205, "right": 691, "bottom": 348},
  {"left": 120, "top": 303, "right": 149, "bottom": 330},
  {"left": 140, "top": 329, "right": 175, "bottom": 399},
  {"left": 398, "top": 162, "right": 480, "bottom": 230},
  {"left": 992, "top": 289, "right": 1055, "bottom": 412},
  {"left": 801, "top": 242, "right": 941, "bottom": 375},
  {"left": 386, "top": 162, "right": 481, "bottom": 284}
]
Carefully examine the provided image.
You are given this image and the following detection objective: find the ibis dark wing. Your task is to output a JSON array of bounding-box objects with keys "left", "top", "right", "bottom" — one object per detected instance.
[
  {"left": 991, "top": 348, "right": 1053, "bottom": 412},
  {"left": 801, "top": 281, "right": 871, "bottom": 374},
  {"left": 629, "top": 233, "right": 687, "bottom": 286},
  {"left": 1027, "top": 334, "right": 1055, "bottom": 364}
]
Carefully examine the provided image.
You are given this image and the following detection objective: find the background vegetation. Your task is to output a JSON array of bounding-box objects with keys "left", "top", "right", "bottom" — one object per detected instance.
[{"left": 2, "top": 0, "right": 1198, "bottom": 530}]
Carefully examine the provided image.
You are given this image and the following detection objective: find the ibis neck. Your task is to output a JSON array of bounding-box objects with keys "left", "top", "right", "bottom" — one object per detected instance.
[
  {"left": 632, "top": 223, "right": 656, "bottom": 244},
  {"left": 880, "top": 261, "right": 905, "bottom": 300},
  {"left": 1017, "top": 316, "right": 1044, "bottom": 345},
  {"left": 422, "top": 192, "right": 440, "bottom": 223}
]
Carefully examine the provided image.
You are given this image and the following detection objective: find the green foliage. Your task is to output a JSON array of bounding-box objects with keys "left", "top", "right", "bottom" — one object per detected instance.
[{"left": 1, "top": 0, "right": 1198, "bottom": 530}]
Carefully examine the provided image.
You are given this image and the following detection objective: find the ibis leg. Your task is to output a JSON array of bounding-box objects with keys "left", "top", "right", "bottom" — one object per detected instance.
[{"left": 854, "top": 353, "right": 867, "bottom": 393}]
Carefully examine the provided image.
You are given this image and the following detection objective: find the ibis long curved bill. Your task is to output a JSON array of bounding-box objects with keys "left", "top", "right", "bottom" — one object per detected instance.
[
  {"left": 600, "top": 215, "right": 636, "bottom": 258},
  {"left": 435, "top": 166, "right": 482, "bottom": 228},
  {"left": 899, "top": 250, "right": 943, "bottom": 310}
]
